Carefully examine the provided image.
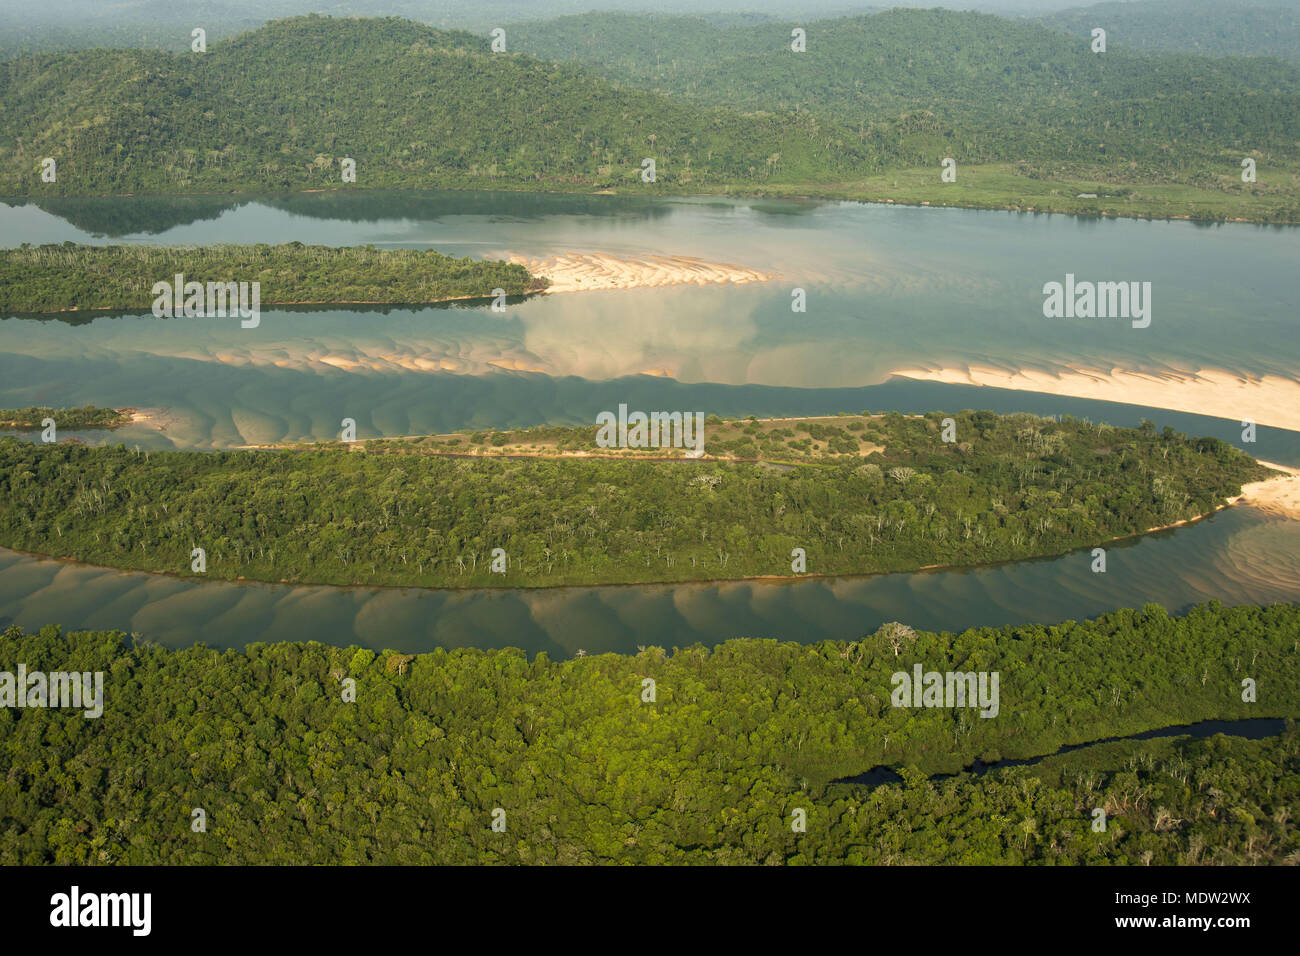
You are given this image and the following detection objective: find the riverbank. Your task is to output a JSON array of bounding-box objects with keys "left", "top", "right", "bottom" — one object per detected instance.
[
  {"left": 725, "top": 162, "right": 1300, "bottom": 225},
  {"left": 14, "top": 158, "right": 1300, "bottom": 226}
]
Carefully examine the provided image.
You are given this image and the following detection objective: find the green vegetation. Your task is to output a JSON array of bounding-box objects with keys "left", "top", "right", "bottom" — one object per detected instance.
[
  {"left": 0, "top": 405, "right": 130, "bottom": 430},
  {"left": 733, "top": 161, "right": 1300, "bottom": 224},
  {"left": 510, "top": 8, "right": 1300, "bottom": 221},
  {"left": 312, "top": 413, "right": 887, "bottom": 462},
  {"left": 513, "top": 8, "right": 1299, "bottom": 160},
  {"left": 2, "top": 600, "right": 1296, "bottom": 863},
  {"left": 0, "top": 16, "right": 883, "bottom": 197},
  {"left": 0, "top": 242, "right": 540, "bottom": 313},
  {"left": 1042, "top": 0, "right": 1300, "bottom": 64},
  {"left": 0, "top": 411, "right": 1271, "bottom": 588},
  {"left": 2, "top": 12, "right": 1296, "bottom": 221},
  {"left": 0, "top": 1, "right": 591, "bottom": 60}
]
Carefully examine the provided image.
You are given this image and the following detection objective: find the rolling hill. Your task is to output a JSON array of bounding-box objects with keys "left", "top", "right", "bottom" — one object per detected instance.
[{"left": 0, "top": 14, "right": 918, "bottom": 196}]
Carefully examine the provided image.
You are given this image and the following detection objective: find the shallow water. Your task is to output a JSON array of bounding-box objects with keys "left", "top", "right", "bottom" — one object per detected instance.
[
  {"left": 0, "top": 191, "right": 1296, "bottom": 652},
  {"left": 1, "top": 504, "right": 1295, "bottom": 656},
  {"left": 2, "top": 192, "right": 1297, "bottom": 449}
]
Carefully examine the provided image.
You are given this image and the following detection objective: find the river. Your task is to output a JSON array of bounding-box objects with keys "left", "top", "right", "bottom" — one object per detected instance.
[{"left": 0, "top": 191, "right": 1296, "bottom": 654}]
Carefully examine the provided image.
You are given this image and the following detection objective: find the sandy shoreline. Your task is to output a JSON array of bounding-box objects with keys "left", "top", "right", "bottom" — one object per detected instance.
[
  {"left": 1229, "top": 460, "right": 1300, "bottom": 520},
  {"left": 511, "top": 252, "right": 777, "bottom": 294},
  {"left": 891, "top": 364, "right": 1300, "bottom": 433}
]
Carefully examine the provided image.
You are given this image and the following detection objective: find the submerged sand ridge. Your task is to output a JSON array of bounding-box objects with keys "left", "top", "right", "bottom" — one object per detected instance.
[
  {"left": 510, "top": 252, "right": 778, "bottom": 293},
  {"left": 891, "top": 364, "right": 1300, "bottom": 434}
]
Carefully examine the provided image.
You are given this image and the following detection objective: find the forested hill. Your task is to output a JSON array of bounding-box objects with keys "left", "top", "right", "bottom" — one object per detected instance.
[
  {"left": 509, "top": 8, "right": 1300, "bottom": 171},
  {"left": 3, "top": 12, "right": 1295, "bottom": 213},
  {"left": 1041, "top": 0, "right": 1300, "bottom": 64},
  {"left": 0, "top": 15, "right": 903, "bottom": 196}
]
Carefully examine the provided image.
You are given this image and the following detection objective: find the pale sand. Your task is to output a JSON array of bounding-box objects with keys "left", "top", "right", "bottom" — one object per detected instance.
[
  {"left": 891, "top": 365, "right": 1300, "bottom": 433},
  {"left": 510, "top": 252, "right": 777, "bottom": 294},
  {"left": 1228, "top": 460, "right": 1300, "bottom": 520}
]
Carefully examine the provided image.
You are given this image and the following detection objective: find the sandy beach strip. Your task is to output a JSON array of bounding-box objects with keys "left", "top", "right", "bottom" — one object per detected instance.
[
  {"left": 510, "top": 252, "right": 777, "bottom": 294},
  {"left": 890, "top": 365, "right": 1300, "bottom": 434}
]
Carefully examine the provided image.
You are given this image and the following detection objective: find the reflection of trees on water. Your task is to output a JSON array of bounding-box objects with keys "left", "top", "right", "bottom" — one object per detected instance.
[
  {"left": 19, "top": 189, "right": 685, "bottom": 236},
  {"left": 15, "top": 196, "right": 248, "bottom": 236},
  {"left": 260, "top": 189, "right": 679, "bottom": 224},
  {"left": 1, "top": 296, "right": 527, "bottom": 326}
]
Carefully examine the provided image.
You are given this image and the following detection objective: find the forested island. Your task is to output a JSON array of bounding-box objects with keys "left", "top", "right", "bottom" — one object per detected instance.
[
  {"left": 1, "top": 12, "right": 1296, "bottom": 222},
  {"left": 0, "top": 405, "right": 130, "bottom": 429},
  {"left": 0, "top": 410, "right": 1272, "bottom": 588},
  {"left": 2, "top": 600, "right": 1296, "bottom": 864},
  {"left": 0, "top": 243, "right": 542, "bottom": 313}
]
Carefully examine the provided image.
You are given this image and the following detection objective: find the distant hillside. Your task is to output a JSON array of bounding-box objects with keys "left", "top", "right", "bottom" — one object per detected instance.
[
  {"left": 1041, "top": 0, "right": 1300, "bottom": 64},
  {"left": 0, "top": 15, "right": 915, "bottom": 196},
  {"left": 510, "top": 8, "right": 1300, "bottom": 168},
  {"left": 3, "top": 12, "right": 1296, "bottom": 220}
]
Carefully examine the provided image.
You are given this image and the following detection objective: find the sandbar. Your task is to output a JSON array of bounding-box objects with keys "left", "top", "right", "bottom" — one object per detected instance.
[
  {"left": 891, "top": 364, "right": 1300, "bottom": 433},
  {"left": 511, "top": 252, "right": 777, "bottom": 294}
]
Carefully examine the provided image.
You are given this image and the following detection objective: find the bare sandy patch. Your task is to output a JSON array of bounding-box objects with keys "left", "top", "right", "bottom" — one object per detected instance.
[
  {"left": 891, "top": 364, "right": 1300, "bottom": 433},
  {"left": 511, "top": 252, "right": 778, "bottom": 294},
  {"left": 1228, "top": 460, "right": 1300, "bottom": 520}
]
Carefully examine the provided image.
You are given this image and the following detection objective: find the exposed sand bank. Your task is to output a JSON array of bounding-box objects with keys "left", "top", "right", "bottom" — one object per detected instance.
[
  {"left": 510, "top": 252, "right": 778, "bottom": 294},
  {"left": 890, "top": 365, "right": 1300, "bottom": 433},
  {"left": 1229, "top": 460, "right": 1300, "bottom": 520}
]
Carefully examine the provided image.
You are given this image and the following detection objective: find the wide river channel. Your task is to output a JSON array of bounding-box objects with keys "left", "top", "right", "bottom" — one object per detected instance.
[{"left": 1, "top": 191, "right": 1296, "bottom": 655}]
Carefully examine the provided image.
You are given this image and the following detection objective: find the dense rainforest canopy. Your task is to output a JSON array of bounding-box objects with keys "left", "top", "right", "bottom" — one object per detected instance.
[
  {"left": 1042, "top": 0, "right": 1300, "bottom": 64},
  {"left": 510, "top": 8, "right": 1300, "bottom": 180},
  {"left": 1, "top": 600, "right": 1296, "bottom": 863},
  {"left": 0, "top": 242, "right": 540, "bottom": 313},
  {"left": 0, "top": 410, "right": 1270, "bottom": 588},
  {"left": 1, "top": 12, "right": 1295, "bottom": 222},
  {"left": 5, "top": 1, "right": 1298, "bottom": 64},
  {"left": 0, "top": 15, "right": 889, "bottom": 196}
]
